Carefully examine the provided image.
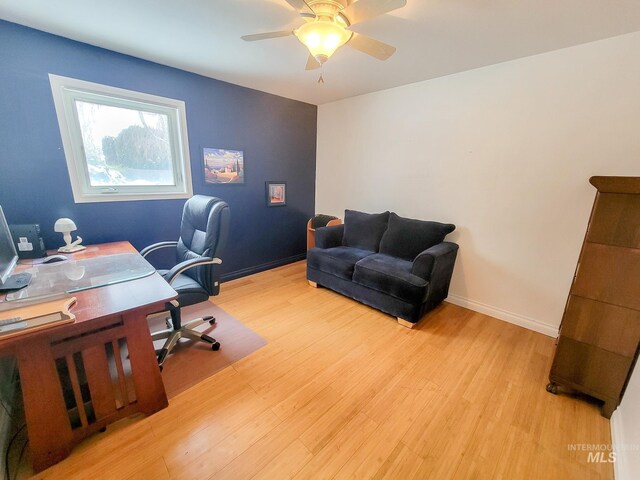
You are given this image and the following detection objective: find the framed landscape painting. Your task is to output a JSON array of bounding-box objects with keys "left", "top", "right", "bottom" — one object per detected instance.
[
  {"left": 266, "top": 181, "right": 286, "bottom": 207},
  {"left": 203, "top": 148, "right": 244, "bottom": 184}
]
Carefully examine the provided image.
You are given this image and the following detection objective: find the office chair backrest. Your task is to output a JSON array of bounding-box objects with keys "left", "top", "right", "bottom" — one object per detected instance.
[{"left": 177, "top": 195, "right": 230, "bottom": 295}]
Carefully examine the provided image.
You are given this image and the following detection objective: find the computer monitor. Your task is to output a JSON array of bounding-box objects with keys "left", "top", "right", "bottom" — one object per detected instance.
[{"left": 0, "top": 206, "right": 31, "bottom": 292}]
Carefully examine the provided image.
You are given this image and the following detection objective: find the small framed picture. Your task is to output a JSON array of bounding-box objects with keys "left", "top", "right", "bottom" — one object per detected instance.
[
  {"left": 266, "top": 181, "right": 287, "bottom": 207},
  {"left": 203, "top": 148, "right": 244, "bottom": 184}
]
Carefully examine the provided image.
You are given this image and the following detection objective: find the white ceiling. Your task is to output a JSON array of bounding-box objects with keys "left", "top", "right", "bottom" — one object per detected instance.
[{"left": 1, "top": 0, "right": 640, "bottom": 105}]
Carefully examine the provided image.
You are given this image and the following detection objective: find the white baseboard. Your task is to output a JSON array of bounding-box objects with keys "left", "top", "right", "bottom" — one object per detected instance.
[
  {"left": 610, "top": 410, "right": 625, "bottom": 480},
  {"left": 446, "top": 294, "right": 558, "bottom": 337}
]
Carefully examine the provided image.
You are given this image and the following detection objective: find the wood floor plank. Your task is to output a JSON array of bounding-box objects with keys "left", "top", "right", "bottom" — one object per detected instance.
[
  {"left": 158, "top": 388, "right": 274, "bottom": 470},
  {"left": 24, "top": 261, "right": 613, "bottom": 480},
  {"left": 125, "top": 457, "right": 171, "bottom": 480},
  {"left": 293, "top": 412, "right": 378, "bottom": 480},
  {"left": 332, "top": 384, "right": 440, "bottom": 480},
  {"left": 208, "top": 386, "right": 343, "bottom": 480},
  {"left": 372, "top": 441, "right": 425, "bottom": 480},
  {"left": 251, "top": 439, "right": 313, "bottom": 480},
  {"left": 169, "top": 407, "right": 281, "bottom": 480}
]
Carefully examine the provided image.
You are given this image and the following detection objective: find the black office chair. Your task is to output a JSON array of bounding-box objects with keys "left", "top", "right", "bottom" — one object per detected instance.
[{"left": 141, "top": 195, "right": 230, "bottom": 367}]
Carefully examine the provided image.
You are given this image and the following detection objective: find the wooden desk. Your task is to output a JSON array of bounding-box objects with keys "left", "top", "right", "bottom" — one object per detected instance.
[{"left": 0, "top": 242, "right": 176, "bottom": 472}]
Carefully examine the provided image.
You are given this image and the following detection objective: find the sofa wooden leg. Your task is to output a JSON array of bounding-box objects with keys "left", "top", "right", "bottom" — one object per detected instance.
[
  {"left": 308, "top": 281, "right": 318, "bottom": 288},
  {"left": 397, "top": 318, "right": 416, "bottom": 329}
]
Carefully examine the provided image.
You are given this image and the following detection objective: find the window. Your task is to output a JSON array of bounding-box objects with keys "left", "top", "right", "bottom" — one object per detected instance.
[{"left": 49, "top": 74, "right": 193, "bottom": 203}]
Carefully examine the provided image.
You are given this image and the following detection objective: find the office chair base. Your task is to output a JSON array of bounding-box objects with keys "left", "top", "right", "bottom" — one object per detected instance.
[
  {"left": 200, "top": 333, "right": 221, "bottom": 350},
  {"left": 151, "top": 315, "right": 220, "bottom": 367}
]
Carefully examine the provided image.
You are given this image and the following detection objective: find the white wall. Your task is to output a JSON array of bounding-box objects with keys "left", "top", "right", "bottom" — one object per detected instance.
[
  {"left": 317, "top": 30, "right": 640, "bottom": 476},
  {"left": 316, "top": 31, "right": 640, "bottom": 336},
  {"left": 612, "top": 365, "right": 640, "bottom": 480}
]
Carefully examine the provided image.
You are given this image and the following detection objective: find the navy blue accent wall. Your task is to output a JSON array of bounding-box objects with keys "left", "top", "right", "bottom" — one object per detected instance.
[{"left": 0, "top": 20, "right": 316, "bottom": 279}]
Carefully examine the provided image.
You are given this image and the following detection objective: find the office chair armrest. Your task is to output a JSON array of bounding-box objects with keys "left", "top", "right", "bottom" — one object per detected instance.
[
  {"left": 163, "top": 257, "right": 222, "bottom": 285},
  {"left": 140, "top": 241, "right": 179, "bottom": 258}
]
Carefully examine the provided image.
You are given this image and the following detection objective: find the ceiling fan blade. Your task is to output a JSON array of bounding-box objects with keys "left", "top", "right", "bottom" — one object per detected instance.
[
  {"left": 305, "top": 54, "right": 321, "bottom": 70},
  {"left": 284, "top": 0, "right": 314, "bottom": 14},
  {"left": 341, "top": 0, "right": 407, "bottom": 25},
  {"left": 241, "top": 31, "right": 293, "bottom": 42},
  {"left": 300, "top": 12, "right": 316, "bottom": 22},
  {"left": 347, "top": 32, "right": 396, "bottom": 60}
]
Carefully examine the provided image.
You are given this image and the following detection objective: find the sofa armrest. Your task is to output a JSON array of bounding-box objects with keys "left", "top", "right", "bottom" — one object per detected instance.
[
  {"left": 411, "top": 242, "right": 459, "bottom": 281},
  {"left": 315, "top": 224, "right": 344, "bottom": 249}
]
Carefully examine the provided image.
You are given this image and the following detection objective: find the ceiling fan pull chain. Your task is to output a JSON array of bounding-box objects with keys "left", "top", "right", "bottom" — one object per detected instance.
[{"left": 318, "top": 65, "right": 325, "bottom": 84}]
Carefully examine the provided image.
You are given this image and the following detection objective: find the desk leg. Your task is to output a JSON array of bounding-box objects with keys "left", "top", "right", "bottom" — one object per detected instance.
[
  {"left": 123, "top": 311, "right": 168, "bottom": 414},
  {"left": 16, "top": 337, "right": 73, "bottom": 472}
]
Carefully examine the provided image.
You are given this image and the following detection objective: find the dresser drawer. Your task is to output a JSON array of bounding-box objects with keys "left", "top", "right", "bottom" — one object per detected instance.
[
  {"left": 560, "top": 296, "right": 640, "bottom": 357},
  {"left": 551, "top": 336, "right": 632, "bottom": 399},
  {"left": 572, "top": 243, "right": 640, "bottom": 310},
  {"left": 587, "top": 192, "right": 640, "bottom": 249}
]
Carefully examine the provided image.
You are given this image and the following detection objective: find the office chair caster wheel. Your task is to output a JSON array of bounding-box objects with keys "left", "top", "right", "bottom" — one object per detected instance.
[
  {"left": 212, "top": 342, "right": 221, "bottom": 351},
  {"left": 206, "top": 316, "right": 216, "bottom": 325},
  {"left": 546, "top": 382, "right": 558, "bottom": 394}
]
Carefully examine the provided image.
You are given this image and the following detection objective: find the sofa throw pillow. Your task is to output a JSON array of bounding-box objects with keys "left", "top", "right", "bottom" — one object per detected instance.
[
  {"left": 342, "top": 210, "right": 390, "bottom": 252},
  {"left": 379, "top": 212, "right": 455, "bottom": 261}
]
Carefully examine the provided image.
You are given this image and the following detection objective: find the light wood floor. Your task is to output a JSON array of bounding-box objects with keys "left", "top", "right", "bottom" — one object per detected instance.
[{"left": 27, "top": 261, "right": 613, "bottom": 479}]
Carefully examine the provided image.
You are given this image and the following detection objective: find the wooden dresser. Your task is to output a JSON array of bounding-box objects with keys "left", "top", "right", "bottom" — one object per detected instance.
[{"left": 547, "top": 176, "right": 640, "bottom": 418}]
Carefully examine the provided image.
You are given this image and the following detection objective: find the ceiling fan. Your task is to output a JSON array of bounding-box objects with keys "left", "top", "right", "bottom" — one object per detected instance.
[{"left": 241, "top": 0, "right": 407, "bottom": 71}]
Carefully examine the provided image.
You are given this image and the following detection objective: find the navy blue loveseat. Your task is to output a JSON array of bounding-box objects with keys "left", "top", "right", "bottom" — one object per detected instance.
[{"left": 306, "top": 210, "right": 458, "bottom": 327}]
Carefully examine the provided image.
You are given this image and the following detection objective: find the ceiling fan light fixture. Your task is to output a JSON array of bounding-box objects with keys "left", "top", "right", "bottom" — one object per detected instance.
[{"left": 294, "top": 19, "right": 352, "bottom": 64}]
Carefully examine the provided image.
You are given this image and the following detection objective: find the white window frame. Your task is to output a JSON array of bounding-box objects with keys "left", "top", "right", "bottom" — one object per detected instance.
[{"left": 49, "top": 74, "right": 193, "bottom": 203}]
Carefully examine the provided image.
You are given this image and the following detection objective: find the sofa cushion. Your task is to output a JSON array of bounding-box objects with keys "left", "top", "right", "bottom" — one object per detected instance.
[
  {"left": 353, "top": 254, "right": 429, "bottom": 303},
  {"left": 307, "top": 246, "right": 375, "bottom": 280},
  {"left": 342, "top": 210, "right": 390, "bottom": 252},
  {"left": 379, "top": 213, "right": 455, "bottom": 261}
]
